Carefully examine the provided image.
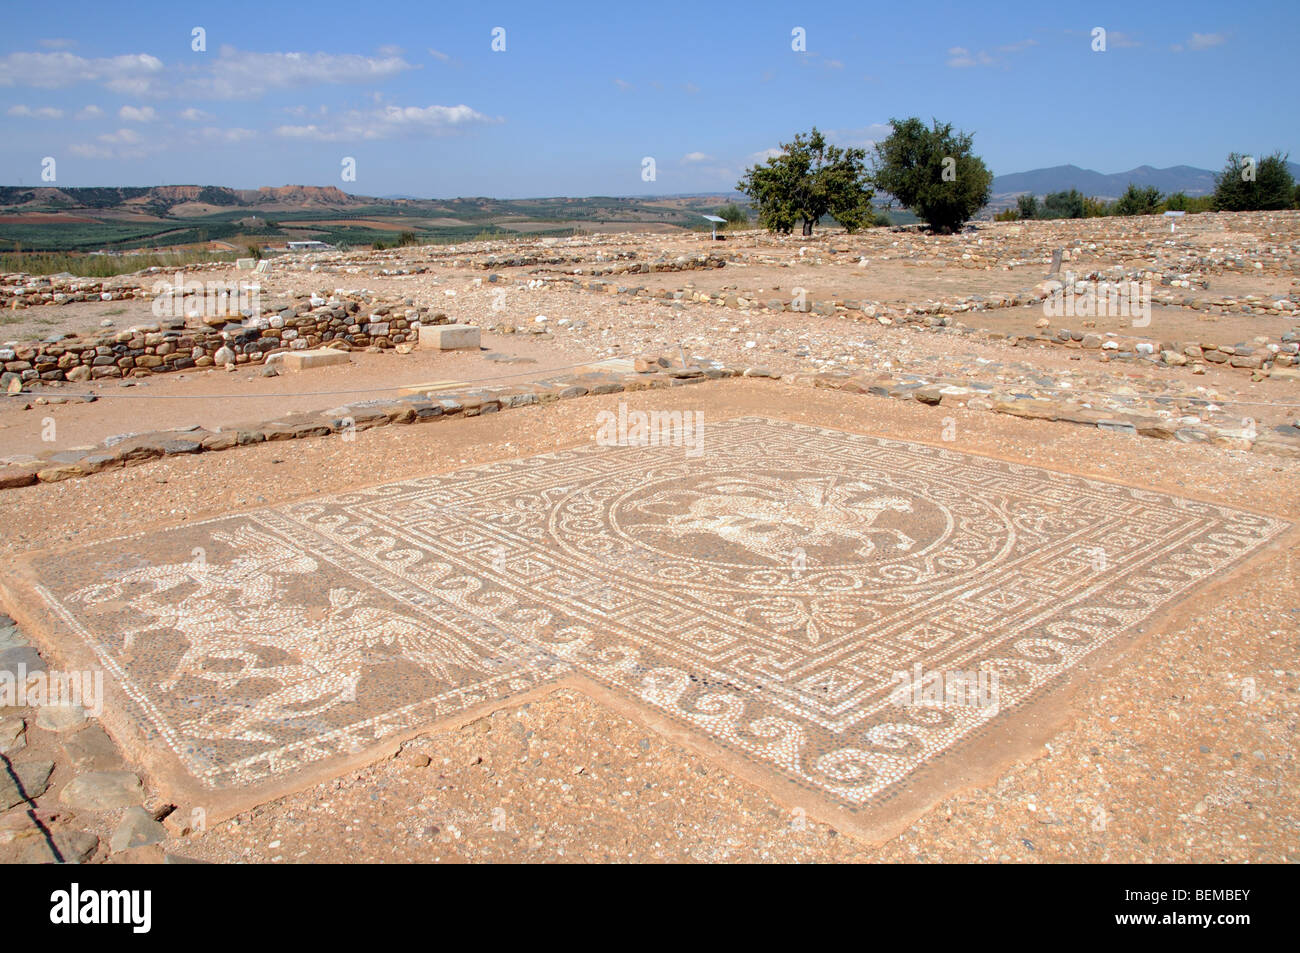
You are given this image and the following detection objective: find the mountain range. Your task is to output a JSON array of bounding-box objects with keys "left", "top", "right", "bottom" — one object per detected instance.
[{"left": 991, "top": 162, "right": 1300, "bottom": 199}]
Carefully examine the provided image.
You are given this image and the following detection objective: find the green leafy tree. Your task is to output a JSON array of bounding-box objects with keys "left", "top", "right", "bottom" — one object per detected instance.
[
  {"left": 1082, "top": 196, "right": 1111, "bottom": 217},
  {"left": 1160, "top": 192, "right": 1213, "bottom": 214},
  {"left": 1213, "top": 151, "right": 1295, "bottom": 210},
  {"left": 1042, "top": 189, "right": 1085, "bottom": 219},
  {"left": 716, "top": 203, "right": 748, "bottom": 227},
  {"left": 870, "top": 117, "right": 992, "bottom": 233},
  {"left": 1113, "top": 183, "right": 1163, "bottom": 216},
  {"left": 737, "top": 128, "right": 873, "bottom": 235},
  {"left": 1016, "top": 194, "right": 1038, "bottom": 220}
]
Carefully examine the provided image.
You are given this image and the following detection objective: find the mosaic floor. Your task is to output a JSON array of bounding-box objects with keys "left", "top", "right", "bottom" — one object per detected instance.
[{"left": 16, "top": 417, "right": 1288, "bottom": 821}]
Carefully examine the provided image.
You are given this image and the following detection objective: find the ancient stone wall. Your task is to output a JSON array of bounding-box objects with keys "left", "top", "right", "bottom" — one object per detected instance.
[{"left": 1, "top": 294, "right": 446, "bottom": 388}]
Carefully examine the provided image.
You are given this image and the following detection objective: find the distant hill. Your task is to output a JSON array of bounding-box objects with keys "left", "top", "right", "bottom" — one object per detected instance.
[
  {"left": 0, "top": 185, "right": 750, "bottom": 252},
  {"left": 992, "top": 161, "right": 1300, "bottom": 200},
  {"left": 0, "top": 184, "right": 362, "bottom": 213}
]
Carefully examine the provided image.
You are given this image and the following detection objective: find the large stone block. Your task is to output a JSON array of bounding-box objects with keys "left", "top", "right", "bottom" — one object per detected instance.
[
  {"left": 398, "top": 380, "right": 459, "bottom": 396},
  {"left": 418, "top": 324, "right": 480, "bottom": 351},
  {"left": 281, "top": 348, "right": 352, "bottom": 372}
]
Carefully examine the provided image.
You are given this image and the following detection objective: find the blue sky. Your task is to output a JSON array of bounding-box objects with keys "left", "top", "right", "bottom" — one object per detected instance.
[{"left": 1, "top": 0, "right": 1295, "bottom": 198}]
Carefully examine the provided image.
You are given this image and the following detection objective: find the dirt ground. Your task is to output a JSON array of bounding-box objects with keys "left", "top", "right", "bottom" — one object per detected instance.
[
  {"left": 6, "top": 275, "right": 1299, "bottom": 460},
  {"left": 0, "top": 332, "right": 595, "bottom": 454}
]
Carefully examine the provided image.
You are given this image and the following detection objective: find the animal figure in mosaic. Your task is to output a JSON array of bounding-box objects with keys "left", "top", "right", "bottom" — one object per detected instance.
[
  {"left": 651, "top": 475, "right": 916, "bottom": 562},
  {"left": 70, "top": 525, "right": 318, "bottom": 646},
  {"left": 69, "top": 526, "right": 488, "bottom": 743},
  {"left": 170, "top": 587, "right": 486, "bottom": 743}
]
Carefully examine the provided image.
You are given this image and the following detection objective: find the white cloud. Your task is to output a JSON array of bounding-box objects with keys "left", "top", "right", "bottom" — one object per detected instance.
[
  {"left": 996, "top": 38, "right": 1038, "bottom": 54},
  {"left": 99, "top": 128, "right": 143, "bottom": 145},
  {"left": 613, "top": 78, "right": 632, "bottom": 90},
  {"left": 69, "top": 143, "right": 112, "bottom": 159},
  {"left": 275, "top": 103, "right": 497, "bottom": 141},
  {"left": 275, "top": 124, "right": 324, "bottom": 139},
  {"left": 1188, "top": 32, "right": 1227, "bottom": 50},
  {"left": 682, "top": 152, "right": 712, "bottom": 163},
  {"left": 428, "top": 48, "right": 450, "bottom": 62},
  {"left": 747, "top": 148, "right": 784, "bottom": 164},
  {"left": 69, "top": 127, "right": 151, "bottom": 159},
  {"left": 1172, "top": 32, "right": 1228, "bottom": 53},
  {"left": 68, "top": 123, "right": 255, "bottom": 160},
  {"left": 74, "top": 105, "right": 103, "bottom": 119},
  {"left": 823, "top": 123, "right": 892, "bottom": 149},
  {"left": 179, "top": 107, "right": 212, "bottom": 121},
  {"left": 196, "top": 126, "right": 255, "bottom": 143},
  {"left": 195, "top": 47, "right": 417, "bottom": 99},
  {"left": 948, "top": 38, "right": 1035, "bottom": 68},
  {"left": 119, "top": 105, "right": 157, "bottom": 122},
  {"left": 39, "top": 38, "right": 76, "bottom": 50},
  {"left": 0, "top": 51, "right": 165, "bottom": 93},
  {"left": 947, "top": 47, "right": 993, "bottom": 67},
  {"left": 0, "top": 46, "right": 416, "bottom": 100},
  {"left": 7, "top": 104, "right": 64, "bottom": 119},
  {"left": 794, "top": 51, "right": 847, "bottom": 73}
]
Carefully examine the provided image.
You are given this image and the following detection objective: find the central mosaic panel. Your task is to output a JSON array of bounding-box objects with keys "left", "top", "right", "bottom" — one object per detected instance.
[{"left": 24, "top": 418, "right": 1286, "bottom": 815}]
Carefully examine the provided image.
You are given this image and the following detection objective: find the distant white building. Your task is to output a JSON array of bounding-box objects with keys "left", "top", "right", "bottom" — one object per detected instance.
[{"left": 286, "top": 240, "right": 335, "bottom": 252}]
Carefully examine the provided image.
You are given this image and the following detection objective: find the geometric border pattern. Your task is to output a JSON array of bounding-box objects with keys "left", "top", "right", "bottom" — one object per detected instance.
[{"left": 24, "top": 417, "right": 1289, "bottom": 813}]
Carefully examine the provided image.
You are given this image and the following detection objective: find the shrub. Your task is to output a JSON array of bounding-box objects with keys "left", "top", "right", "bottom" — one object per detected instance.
[
  {"left": 1042, "top": 189, "right": 1084, "bottom": 219},
  {"left": 1082, "top": 196, "right": 1111, "bottom": 217},
  {"left": 1160, "top": 192, "right": 1214, "bottom": 213},
  {"left": 1213, "top": 151, "right": 1295, "bottom": 210},
  {"left": 716, "top": 203, "right": 748, "bottom": 227},
  {"left": 1114, "top": 183, "right": 1163, "bottom": 216}
]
